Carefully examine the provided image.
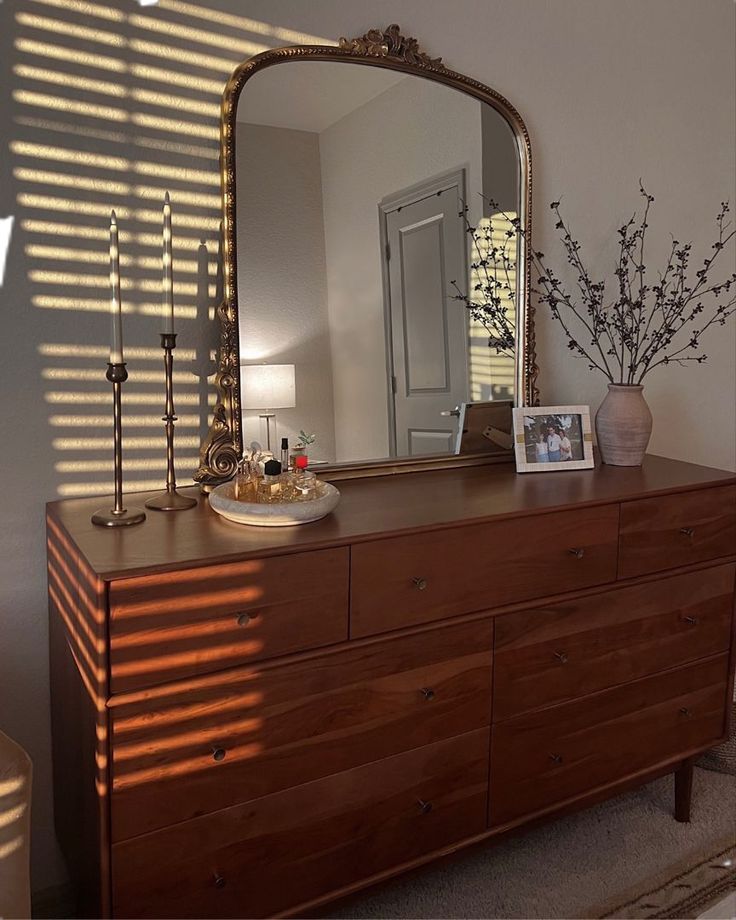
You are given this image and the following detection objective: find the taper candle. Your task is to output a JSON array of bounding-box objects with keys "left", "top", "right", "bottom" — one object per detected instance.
[
  {"left": 162, "top": 191, "right": 174, "bottom": 334},
  {"left": 109, "top": 210, "right": 124, "bottom": 364}
]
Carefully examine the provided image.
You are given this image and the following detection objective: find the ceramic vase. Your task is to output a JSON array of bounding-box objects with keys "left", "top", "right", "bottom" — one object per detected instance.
[{"left": 595, "top": 383, "right": 652, "bottom": 466}]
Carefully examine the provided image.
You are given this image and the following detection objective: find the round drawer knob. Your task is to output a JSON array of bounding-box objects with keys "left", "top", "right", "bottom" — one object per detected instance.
[
  {"left": 417, "top": 799, "right": 433, "bottom": 815},
  {"left": 420, "top": 687, "right": 435, "bottom": 701},
  {"left": 553, "top": 650, "right": 569, "bottom": 664},
  {"left": 212, "top": 746, "right": 227, "bottom": 762},
  {"left": 412, "top": 577, "right": 428, "bottom": 591},
  {"left": 568, "top": 548, "right": 585, "bottom": 559},
  {"left": 683, "top": 616, "right": 699, "bottom": 626},
  {"left": 549, "top": 753, "right": 564, "bottom": 765},
  {"left": 679, "top": 527, "right": 695, "bottom": 538},
  {"left": 213, "top": 874, "right": 226, "bottom": 890},
  {"left": 679, "top": 707, "right": 692, "bottom": 718},
  {"left": 236, "top": 611, "right": 258, "bottom": 627}
]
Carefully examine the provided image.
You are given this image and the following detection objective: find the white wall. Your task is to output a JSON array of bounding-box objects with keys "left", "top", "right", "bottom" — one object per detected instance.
[
  {"left": 320, "top": 76, "right": 484, "bottom": 461},
  {"left": 0, "top": 0, "right": 734, "bottom": 899},
  {"left": 236, "top": 123, "right": 336, "bottom": 461}
]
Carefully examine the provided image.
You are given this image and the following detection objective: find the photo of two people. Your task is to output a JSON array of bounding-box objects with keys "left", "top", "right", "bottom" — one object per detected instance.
[{"left": 523, "top": 413, "right": 584, "bottom": 464}]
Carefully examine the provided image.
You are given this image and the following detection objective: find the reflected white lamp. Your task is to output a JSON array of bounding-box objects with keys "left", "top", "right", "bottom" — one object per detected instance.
[{"left": 242, "top": 363, "right": 296, "bottom": 452}]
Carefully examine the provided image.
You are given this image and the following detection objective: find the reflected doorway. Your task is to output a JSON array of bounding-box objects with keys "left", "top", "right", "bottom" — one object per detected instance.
[{"left": 380, "top": 170, "right": 468, "bottom": 457}]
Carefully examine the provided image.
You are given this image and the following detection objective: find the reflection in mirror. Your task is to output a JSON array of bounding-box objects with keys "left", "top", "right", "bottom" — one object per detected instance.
[{"left": 236, "top": 60, "right": 522, "bottom": 465}]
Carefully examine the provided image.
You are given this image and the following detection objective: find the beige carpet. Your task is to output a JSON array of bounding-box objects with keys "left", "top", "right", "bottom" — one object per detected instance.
[
  {"left": 327, "top": 768, "right": 736, "bottom": 919},
  {"left": 593, "top": 841, "right": 735, "bottom": 918}
]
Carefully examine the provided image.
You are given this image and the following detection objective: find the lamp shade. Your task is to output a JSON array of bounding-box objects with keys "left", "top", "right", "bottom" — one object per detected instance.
[{"left": 242, "top": 364, "right": 296, "bottom": 410}]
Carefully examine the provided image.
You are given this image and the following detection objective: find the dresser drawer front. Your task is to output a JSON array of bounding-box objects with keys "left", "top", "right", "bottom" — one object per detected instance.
[
  {"left": 112, "top": 729, "right": 489, "bottom": 919},
  {"left": 351, "top": 505, "right": 619, "bottom": 637},
  {"left": 494, "top": 564, "right": 735, "bottom": 720},
  {"left": 110, "top": 618, "right": 493, "bottom": 841},
  {"left": 108, "top": 547, "right": 349, "bottom": 692},
  {"left": 490, "top": 654, "right": 729, "bottom": 827},
  {"left": 619, "top": 485, "right": 736, "bottom": 579}
]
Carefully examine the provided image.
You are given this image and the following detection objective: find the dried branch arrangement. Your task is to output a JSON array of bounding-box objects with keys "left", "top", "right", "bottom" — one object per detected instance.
[{"left": 498, "top": 184, "right": 735, "bottom": 384}]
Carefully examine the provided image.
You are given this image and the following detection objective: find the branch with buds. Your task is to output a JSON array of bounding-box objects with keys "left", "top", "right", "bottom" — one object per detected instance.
[
  {"left": 488, "top": 185, "right": 735, "bottom": 384},
  {"left": 450, "top": 203, "right": 517, "bottom": 359}
]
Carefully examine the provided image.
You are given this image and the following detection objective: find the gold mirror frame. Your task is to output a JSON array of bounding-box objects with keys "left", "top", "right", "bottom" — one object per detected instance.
[{"left": 195, "top": 25, "right": 538, "bottom": 489}]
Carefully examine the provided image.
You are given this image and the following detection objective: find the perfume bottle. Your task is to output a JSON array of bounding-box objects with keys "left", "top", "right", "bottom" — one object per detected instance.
[
  {"left": 280, "top": 437, "right": 290, "bottom": 471},
  {"left": 289, "top": 445, "right": 305, "bottom": 470},
  {"left": 257, "top": 459, "right": 283, "bottom": 503},
  {"left": 234, "top": 458, "right": 259, "bottom": 502},
  {"left": 291, "top": 455, "right": 318, "bottom": 501}
]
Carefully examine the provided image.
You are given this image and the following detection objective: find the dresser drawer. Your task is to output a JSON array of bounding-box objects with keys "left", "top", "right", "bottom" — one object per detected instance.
[
  {"left": 110, "top": 618, "right": 493, "bottom": 840},
  {"left": 494, "top": 564, "right": 735, "bottom": 720},
  {"left": 108, "top": 548, "right": 349, "bottom": 692},
  {"left": 619, "top": 485, "right": 736, "bottom": 579},
  {"left": 351, "top": 505, "right": 619, "bottom": 637},
  {"left": 112, "top": 729, "right": 489, "bottom": 919},
  {"left": 490, "top": 654, "right": 729, "bottom": 827}
]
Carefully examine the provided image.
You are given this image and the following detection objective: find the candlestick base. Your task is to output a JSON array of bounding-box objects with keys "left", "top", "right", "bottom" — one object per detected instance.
[
  {"left": 91, "top": 506, "right": 146, "bottom": 527},
  {"left": 145, "top": 488, "right": 197, "bottom": 512}
]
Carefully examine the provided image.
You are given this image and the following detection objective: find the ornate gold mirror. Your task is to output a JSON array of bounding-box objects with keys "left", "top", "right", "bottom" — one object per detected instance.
[{"left": 196, "top": 26, "right": 536, "bottom": 488}]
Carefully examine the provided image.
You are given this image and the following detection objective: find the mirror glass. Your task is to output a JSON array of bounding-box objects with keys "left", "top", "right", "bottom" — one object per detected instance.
[{"left": 235, "top": 60, "right": 523, "bottom": 466}]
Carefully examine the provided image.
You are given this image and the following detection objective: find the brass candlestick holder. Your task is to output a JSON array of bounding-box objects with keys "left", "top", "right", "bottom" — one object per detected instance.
[
  {"left": 145, "top": 333, "right": 197, "bottom": 511},
  {"left": 92, "top": 363, "right": 146, "bottom": 527}
]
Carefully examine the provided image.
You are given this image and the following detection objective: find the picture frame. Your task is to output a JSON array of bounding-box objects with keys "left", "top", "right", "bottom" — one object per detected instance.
[
  {"left": 454, "top": 400, "right": 514, "bottom": 455},
  {"left": 512, "top": 405, "right": 595, "bottom": 472}
]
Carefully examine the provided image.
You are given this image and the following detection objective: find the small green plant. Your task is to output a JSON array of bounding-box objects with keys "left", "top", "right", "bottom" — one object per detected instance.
[{"left": 297, "top": 430, "right": 316, "bottom": 448}]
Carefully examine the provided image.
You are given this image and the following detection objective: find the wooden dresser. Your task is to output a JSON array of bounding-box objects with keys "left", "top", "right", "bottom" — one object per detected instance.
[{"left": 47, "top": 455, "right": 736, "bottom": 918}]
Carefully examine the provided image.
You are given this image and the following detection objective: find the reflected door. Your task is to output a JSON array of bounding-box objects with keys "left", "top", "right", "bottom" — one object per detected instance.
[{"left": 385, "top": 179, "right": 468, "bottom": 456}]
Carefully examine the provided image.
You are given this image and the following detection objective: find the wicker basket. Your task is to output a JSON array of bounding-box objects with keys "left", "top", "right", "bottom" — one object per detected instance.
[{"left": 699, "top": 698, "right": 736, "bottom": 775}]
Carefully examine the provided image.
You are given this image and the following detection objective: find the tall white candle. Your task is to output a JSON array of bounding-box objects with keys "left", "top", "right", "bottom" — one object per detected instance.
[
  {"left": 109, "top": 210, "right": 124, "bottom": 364},
  {"left": 162, "top": 191, "right": 174, "bottom": 334}
]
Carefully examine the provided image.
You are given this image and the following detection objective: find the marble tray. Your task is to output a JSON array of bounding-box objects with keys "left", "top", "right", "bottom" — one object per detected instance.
[{"left": 208, "top": 480, "right": 340, "bottom": 527}]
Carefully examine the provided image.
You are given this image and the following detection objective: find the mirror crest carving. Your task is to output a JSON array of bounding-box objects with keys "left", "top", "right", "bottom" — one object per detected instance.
[
  {"left": 337, "top": 24, "right": 445, "bottom": 69},
  {"left": 195, "top": 27, "right": 538, "bottom": 489}
]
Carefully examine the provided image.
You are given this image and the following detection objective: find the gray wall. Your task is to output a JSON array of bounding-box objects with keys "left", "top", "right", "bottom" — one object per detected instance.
[
  {"left": 482, "top": 104, "right": 518, "bottom": 214},
  {"left": 236, "top": 122, "right": 336, "bottom": 461},
  {"left": 0, "top": 0, "right": 734, "bottom": 897}
]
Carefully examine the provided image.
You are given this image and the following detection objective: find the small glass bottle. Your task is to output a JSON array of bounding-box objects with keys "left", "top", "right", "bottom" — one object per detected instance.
[
  {"left": 234, "top": 459, "right": 258, "bottom": 502},
  {"left": 289, "top": 445, "right": 306, "bottom": 470},
  {"left": 280, "top": 437, "right": 290, "bottom": 471},
  {"left": 257, "top": 459, "right": 283, "bottom": 503},
  {"left": 280, "top": 466, "right": 298, "bottom": 502},
  {"left": 292, "top": 455, "right": 318, "bottom": 501}
]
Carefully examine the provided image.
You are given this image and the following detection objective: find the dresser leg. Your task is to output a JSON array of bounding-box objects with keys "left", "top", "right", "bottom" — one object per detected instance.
[{"left": 674, "top": 758, "right": 694, "bottom": 823}]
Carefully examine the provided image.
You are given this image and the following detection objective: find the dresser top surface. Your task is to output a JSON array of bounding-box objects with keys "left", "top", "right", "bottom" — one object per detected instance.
[{"left": 47, "top": 454, "right": 735, "bottom": 581}]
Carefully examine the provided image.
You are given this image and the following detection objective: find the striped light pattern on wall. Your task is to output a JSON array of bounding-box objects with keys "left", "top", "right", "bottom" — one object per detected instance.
[{"left": 6, "top": 0, "right": 330, "bottom": 496}]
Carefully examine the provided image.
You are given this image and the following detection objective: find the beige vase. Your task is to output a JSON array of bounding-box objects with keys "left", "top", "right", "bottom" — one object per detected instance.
[{"left": 595, "top": 383, "right": 652, "bottom": 466}]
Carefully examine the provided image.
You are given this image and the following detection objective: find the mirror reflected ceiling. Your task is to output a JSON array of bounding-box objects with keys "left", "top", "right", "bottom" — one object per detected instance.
[{"left": 235, "top": 60, "right": 522, "bottom": 465}]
